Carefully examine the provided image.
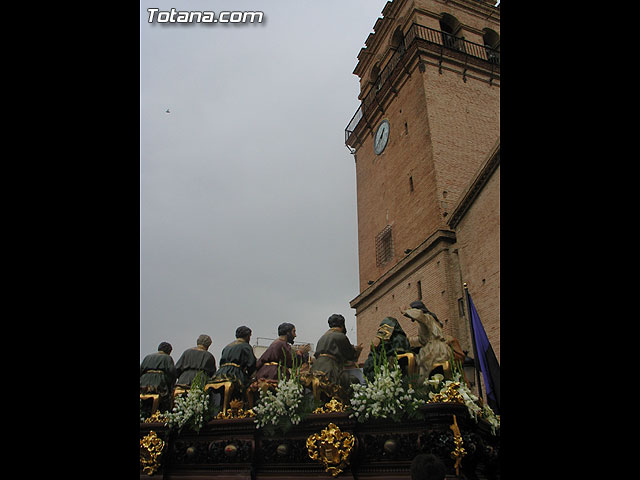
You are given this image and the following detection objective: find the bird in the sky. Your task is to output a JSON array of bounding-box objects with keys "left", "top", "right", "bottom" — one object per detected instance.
[{"left": 165, "top": 109, "right": 170, "bottom": 114}]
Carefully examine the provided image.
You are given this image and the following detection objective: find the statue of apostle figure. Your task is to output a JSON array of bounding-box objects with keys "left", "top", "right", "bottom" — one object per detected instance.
[
  {"left": 211, "top": 326, "right": 257, "bottom": 390},
  {"left": 362, "top": 316, "right": 412, "bottom": 381},
  {"left": 140, "top": 341, "right": 177, "bottom": 412},
  {"left": 255, "top": 322, "right": 311, "bottom": 381},
  {"left": 175, "top": 334, "right": 217, "bottom": 386},
  {"left": 310, "top": 314, "right": 363, "bottom": 390}
]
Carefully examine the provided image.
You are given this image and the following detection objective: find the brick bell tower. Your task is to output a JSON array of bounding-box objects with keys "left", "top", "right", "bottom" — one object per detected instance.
[{"left": 346, "top": 0, "right": 500, "bottom": 367}]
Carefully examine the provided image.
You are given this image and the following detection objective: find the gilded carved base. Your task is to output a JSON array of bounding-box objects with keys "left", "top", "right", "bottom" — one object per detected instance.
[
  {"left": 307, "top": 422, "right": 355, "bottom": 477},
  {"left": 140, "top": 430, "right": 165, "bottom": 476},
  {"left": 140, "top": 403, "right": 500, "bottom": 479}
]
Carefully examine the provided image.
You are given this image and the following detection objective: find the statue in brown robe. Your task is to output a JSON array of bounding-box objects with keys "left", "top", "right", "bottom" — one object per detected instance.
[{"left": 255, "top": 323, "right": 310, "bottom": 381}]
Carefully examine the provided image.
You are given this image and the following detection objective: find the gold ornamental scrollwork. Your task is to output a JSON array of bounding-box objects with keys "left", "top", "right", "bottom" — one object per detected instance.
[
  {"left": 215, "top": 398, "right": 256, "bottom": 419},
  {"left": 312, "top": 397, "right": 346, "bottom": 414},
  {"left": 143, "top": 410, "right": 168, "bottom": 424},
  {"left": 427, "top": 381, "right": 465, "bottom": 404},
  {"left": 306, "top": 422, "right": 355, "bottom": 477},
  {"left": 140, "top": 430, "right": 165, "bottom": 476},
  {"left": 449, "top": 414, "right": 467, "bottom": 476}
]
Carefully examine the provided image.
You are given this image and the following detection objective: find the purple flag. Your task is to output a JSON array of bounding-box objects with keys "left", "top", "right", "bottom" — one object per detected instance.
[{"left": 467, "top": 290, "right": 500, "bottom": 414}]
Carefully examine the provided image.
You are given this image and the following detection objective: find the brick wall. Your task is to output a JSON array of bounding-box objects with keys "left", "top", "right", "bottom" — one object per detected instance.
[
  {"left": 350, "top": 0, "right": 500, "bottom": 366},
  {"left": 422, "top": 65, "right": 500, "bottom": 216},
  {"left": 355, "top": 245, "right": 469, "bottom": 363},
  {"left": 454, "top": 164, "right": 500, "bottom": 362},
  {"left": 354, "top": 68, "right": 440, "bottom": 291}
]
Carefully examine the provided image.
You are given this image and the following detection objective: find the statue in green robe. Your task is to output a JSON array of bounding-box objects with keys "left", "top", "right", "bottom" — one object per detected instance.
[
  {"left": 310, "top": 314, "right": 363, "bottom": 391},
  {"left": 211, "top": 326, "right": 257, "bottom": 390},
  {"left": 175, "top": 334, "right": 217, "bottom": 386},
  {"left": 140, "top": 342, "right": 177, "bottom": 412},
  {"left": 363, "top": 316, "right": 412, "bottom": 381}
]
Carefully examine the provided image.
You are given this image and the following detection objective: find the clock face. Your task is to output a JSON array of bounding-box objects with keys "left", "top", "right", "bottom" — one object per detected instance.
[{"left": 374, "top": 120, "right": 390, "bottom": 155}]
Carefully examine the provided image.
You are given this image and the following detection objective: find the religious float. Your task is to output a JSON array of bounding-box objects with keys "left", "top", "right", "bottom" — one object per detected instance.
[{"left": 140, "top": 347, "right": 500, "bottom": 480}]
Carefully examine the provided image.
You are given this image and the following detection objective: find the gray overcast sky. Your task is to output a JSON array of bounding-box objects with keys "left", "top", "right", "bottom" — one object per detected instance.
[{"left": 140, "top": 0, "right": 389, "bottom": 364}]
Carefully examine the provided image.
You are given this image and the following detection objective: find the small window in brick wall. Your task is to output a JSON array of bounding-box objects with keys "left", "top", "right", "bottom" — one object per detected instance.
[{"left": 375, "top": 225, "right": 394, "bottom": 267}]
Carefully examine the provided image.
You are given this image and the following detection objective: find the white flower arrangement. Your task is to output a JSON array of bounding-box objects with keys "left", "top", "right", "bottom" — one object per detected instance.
[
  {"left": 165, "top": 373, "right": 210, "bottom": 433},
  {"left": 349, "top": 353, "right": 422, "bottom": 423},
  {"left": 253, "top": 376, "right": 305, "bottom": 431},
  {"left": 350, "top": 345, "right": 501, "bottom": 434},
  {"left": 482, "top": 404, "right": 500, "bottom": 435}
]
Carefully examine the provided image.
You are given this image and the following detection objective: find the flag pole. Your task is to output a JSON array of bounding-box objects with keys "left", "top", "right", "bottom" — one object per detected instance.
[{"left": 463, "top": 282, "right": 484, "bottom": 401}]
